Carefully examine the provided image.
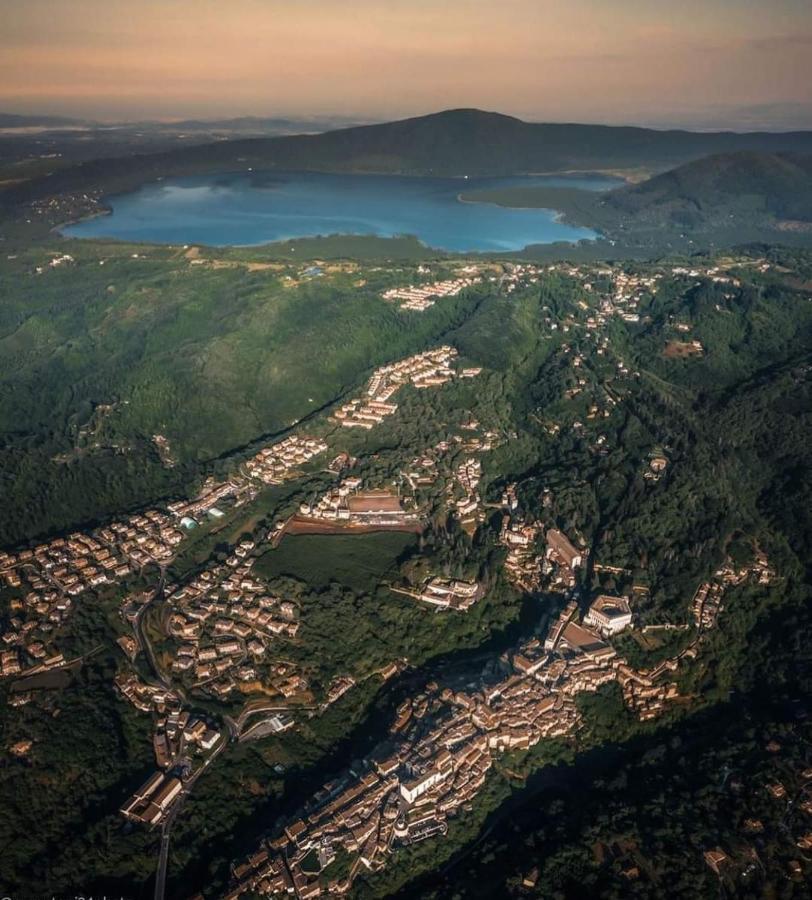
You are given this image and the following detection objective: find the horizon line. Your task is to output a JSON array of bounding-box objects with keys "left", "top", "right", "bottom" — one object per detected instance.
[{"left": 2, "top": 106, "right": 812, "bottom": 135}]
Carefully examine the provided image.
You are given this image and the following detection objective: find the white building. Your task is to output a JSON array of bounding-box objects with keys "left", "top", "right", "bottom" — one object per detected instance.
[
  {"left": 399, "top": 766, "right": 449, "bottom": 804},
  {"left": 584, "top": 595, "right": 633, "bottom": 636}
]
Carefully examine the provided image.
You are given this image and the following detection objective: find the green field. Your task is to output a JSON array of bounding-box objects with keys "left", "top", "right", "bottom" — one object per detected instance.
[{"left": 256, "top": 532, "right": 418, "bottom": 593}]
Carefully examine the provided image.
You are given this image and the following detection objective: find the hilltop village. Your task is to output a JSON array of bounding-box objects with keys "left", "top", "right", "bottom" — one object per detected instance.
[
  {"left": 0, "top": 252, "right": 803, "bottom": 896},
  {"left": 226, "top": 548, "right": 774, "bottom": 899}
]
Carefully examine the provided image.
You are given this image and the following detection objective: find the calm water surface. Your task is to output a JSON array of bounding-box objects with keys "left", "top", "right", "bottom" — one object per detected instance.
[{"left": 62, "top": 171, "right": 620, "bottom": 251}]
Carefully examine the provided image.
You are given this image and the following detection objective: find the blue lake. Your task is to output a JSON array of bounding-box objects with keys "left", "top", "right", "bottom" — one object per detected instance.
[{"left": 62, "top": 171, "right": 620, "bottom": 252}]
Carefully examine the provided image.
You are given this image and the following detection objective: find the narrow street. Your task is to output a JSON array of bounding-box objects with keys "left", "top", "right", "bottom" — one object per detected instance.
[{"left": 154, "top": 736, "right": 228, "bottom": 900}]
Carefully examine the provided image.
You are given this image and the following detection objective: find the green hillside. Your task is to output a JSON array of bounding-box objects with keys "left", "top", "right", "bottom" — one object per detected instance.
[
  {"left": 463, "top": 151, "right": 812, "bottom": 247},
  {"left": 604, "top": 151, "right": 812, "bottom": 229},
  {"left": 0, "top": 244, "right": 480, "bottom": 545}
]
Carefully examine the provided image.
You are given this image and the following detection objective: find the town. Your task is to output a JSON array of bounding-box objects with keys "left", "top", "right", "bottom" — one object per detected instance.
[
  {"left": 225, "top": 541, "right": 774, "bottom": 898},
  {"left": 0, "top": 432, "right": 332, "bottom": 680}
]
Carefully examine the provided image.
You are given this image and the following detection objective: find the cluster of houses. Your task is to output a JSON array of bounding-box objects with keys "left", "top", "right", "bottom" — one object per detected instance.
[
  {"left": 0, "top": 427, "right": 339, "bottom": 685},
  {"left": 114, "top": 552, "right": 308, "bottom": 829},
  {"left": 498, "top": 513, "right": 590, "bottom": 596},
  {"left": 671, "top": 265, "right": 741, "bottom": 288},
  {"left": 381, "top": 275, "right": 481, "bottom": 311},
  {"left": 399, "top": 426, "right": 492, "bottom": 507},
  {"left": 458, "top": 421, "right": 498, "bottom": 451},
  {"left": 606, "top": 269, "right": 662, "bottom": 324},
  {"left": 113, "top": 669, "right": 220, "bottom": 792},
  {"left": 498, "top": 262, "right": 657, "bottom": 331},
  {"left": 392, "top": 576, "right": 484, "bottom": 611},
  {"left": 500, "top": 516, "right": 543, "bottom": 593},
  {"left": 534, "top": 263, "right": 657, "bottom": 343},
  {"left": 500, "top": 263, "right": 541, "bottom": 293},
  {"left": 115, "top": 666, "right": 221, "bottom": 771},
  {"left": 332, "top": 346, "right": 476, "bottom": 430},
  {"left": 167, "top": 435, "right": 329, "bottom": 527},
  {"left": 0, "top": 512, "right": 184, "bottom": 677},
  {"left": 622, "top": 551, "right": 775, "bottom": 721},
  {"left": 691, "top": 580, "right": 726, "bottom": 631},
  {"left": 512, "top": 262, "right": 746, "bottom": 388},
  {"left": 692, "top": 552, "right": 775, "bottom": 631},
  {"left": 114, "top": 667, "right": 221, "bottom": 775},
  {"left": 298, "top": 476, "right": 363, "bottom": 521},
  {"left": 163, "top": 551, "right": 305, "bottom": 701},
  {"left": 114, "top": 670, "right": 181, "bottom": 716},
  {"left": 27, "top": 190, "right": 104, "bottom": 230},
  {"left": 243, "top": 436, "right": 329, "bottom": 486},
  {"left": 617, "top": 664, "right": 683, "bottom": 722},
  {"left": 449, "top": 456, "right": 484, "bottom": 533}
]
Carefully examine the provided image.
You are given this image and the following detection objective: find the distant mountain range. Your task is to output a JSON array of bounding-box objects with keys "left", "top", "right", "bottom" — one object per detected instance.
[
  {"left": 0, "top": 113, "right": 92, "bottom": 129},
  {"left": 5, "top": 107, "right": 812, "bottom": 189},
  {"left": 0, "top": 112, "right": 368, "bottom": 135},
  {"left": 140, "top": 115, "right": 370, "bottom": 135},
  {"left": 0, "top": 112, "right": 372, "bottom": 171}
]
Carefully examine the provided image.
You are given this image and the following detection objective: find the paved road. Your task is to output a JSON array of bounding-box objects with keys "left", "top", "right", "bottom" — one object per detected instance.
[
  {"left": 154, "top": 824, "right": 172, "bottom": 900},
  {"left": 134, "top": 569, "right": 172, "bottom": 689},
  {"left": 154, "top": 737, "right": 227, "bottom": 900}
]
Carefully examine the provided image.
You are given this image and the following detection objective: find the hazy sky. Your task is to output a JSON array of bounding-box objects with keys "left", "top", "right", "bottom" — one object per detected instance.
[{"left": 2, "top": 0, "right": 811, "bottom": 129}]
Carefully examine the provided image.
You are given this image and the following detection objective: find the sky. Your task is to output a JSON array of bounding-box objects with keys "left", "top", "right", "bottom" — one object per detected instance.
[{"left": 1, "top": 0, "right": 811, "bottom": 130}]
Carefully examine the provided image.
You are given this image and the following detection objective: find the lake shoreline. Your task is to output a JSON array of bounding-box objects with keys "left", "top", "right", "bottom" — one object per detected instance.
[{"left": 61, "top": 170, "right": 611, "bottom": 251}]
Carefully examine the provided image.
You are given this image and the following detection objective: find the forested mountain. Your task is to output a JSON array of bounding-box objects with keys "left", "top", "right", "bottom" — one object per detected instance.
[
  {"left": 604, "top": 151, "right": 812, "bottom": 228},
  {"left": 459, "top": 150, "right": 812, "bottom": 245}
]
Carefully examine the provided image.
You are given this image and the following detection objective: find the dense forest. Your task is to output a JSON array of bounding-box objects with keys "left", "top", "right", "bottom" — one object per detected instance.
[{"left": 0, "top": 244, "right": 481, "bottom": 545}]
